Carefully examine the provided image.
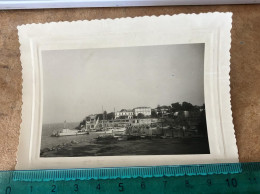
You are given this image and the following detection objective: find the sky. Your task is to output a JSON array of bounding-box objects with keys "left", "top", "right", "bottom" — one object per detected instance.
[{"left": 42, "top": 43, "right": 205, "bottom": 124}]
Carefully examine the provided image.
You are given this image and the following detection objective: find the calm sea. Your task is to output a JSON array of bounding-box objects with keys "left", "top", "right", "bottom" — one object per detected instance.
[{"left": 41, "top": 122, "right": 98, "bottom": 150}]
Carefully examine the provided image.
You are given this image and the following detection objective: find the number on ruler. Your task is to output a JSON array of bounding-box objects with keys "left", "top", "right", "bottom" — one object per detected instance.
[
  {"left": 226, "top": 178, "right": 238, "bottom": 187},
  {"left": 119, "top": 183, "right": 124, "bottom": 192},
  {"left": 207, "top": 179, "right": 212, "bottom": 186},
  {"left": 141, "top": 181, "right": 145, "bottom": 189},
  {"left": 51, "top": 185, "right": 56, "bottom": 192},
  {"left": 74, "top": 184, "right": 79, "bottom": 192},
  {"left": 5, "top": 186, "right": 11, "bottom": 194},
  {"left": 96, "top": 183, "right": 101, "bottom": 190},
  {"left": 185, "top": 180, "right": 192, "bottom": 188},
  {"left": 163, "top": 181, "right": 167, "bottom": 188}
]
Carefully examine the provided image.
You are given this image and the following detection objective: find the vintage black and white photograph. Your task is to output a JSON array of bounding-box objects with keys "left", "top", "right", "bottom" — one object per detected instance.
[
  {"left": 40, "top": 43, "right": 210, "bottom": 157},
  {"left": 16, "top": 13, "right": 238, "bottom": 169}
]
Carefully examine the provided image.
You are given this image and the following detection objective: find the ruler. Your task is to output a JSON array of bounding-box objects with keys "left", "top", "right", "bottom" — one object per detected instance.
[{"left": 0, "top": 162, "right": 259, "bottom": 193}]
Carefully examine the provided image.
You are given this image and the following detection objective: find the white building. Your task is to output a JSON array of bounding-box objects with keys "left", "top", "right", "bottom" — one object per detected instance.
[
  {"left": 154, "top": 106, "right": 170, "bottom": 117},
  {"left": 115, "top": 109, "right": 134, "bottom": 119},
  {"left": 85, "top": 115, "right": 99, "bottom": 130},
  {"left": 133, "top": 107, "right": 151, "bottom": 117}
]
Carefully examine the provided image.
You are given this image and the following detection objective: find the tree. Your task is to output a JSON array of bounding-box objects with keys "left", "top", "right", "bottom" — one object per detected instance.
[
  {"left": 198, "top": 110, "right": 207, "bottom": 136},
  {"left": 182, "top": 102, "right": 194, "bottom": 111},
  {"left": 192, "top": 105, "right": 201, "bottom": 112},
  {"left": 107, "top": 112, "right": 115, "bottom": 120},
  {"left": 156, "top": 105, "right": 162, "bottom": 117},
  {"left": 174, "top": 112, "right": 187, "bottom": 127},
  {"left": 76, "top": 119, "right": 86, "bottom": 130},
  {"left": 151, "top": 109, "right": 158, "bottom": 118},
  {"left": 171, "top": 102, "right": 182, "bottom": 112},
  {"left": 96, "top": 113, "right": 103, "bottom": 120},
  {"left": 119, "top": 115, "right": 128, "bottom": 119},
  {"left": 103, "top": 111, "right": 107, "bottom": 120},
  {"left": 137, "top": 113, "right": 145, "bottom": 119}
]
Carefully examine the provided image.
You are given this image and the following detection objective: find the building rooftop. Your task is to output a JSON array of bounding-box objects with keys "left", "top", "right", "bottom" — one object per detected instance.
[
  {"left": 86, "top": 114, "right": 96, "bottom": 118},
  {"left": 119, "top": 109, "right": 133, "bottom": 112},
  {"left": 155, "top": 105, "right": 170, "bottom": 109},
  {"left": 133, "top": 107, "right": 151, "bottom": 109}
]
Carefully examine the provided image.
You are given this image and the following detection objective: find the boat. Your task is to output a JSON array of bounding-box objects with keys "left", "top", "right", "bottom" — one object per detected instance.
[
  {"left": 117, "top": 135, "right": 128, "bottom": 141},
  {"left": 52, "top": 129, "right": 89, "bottom": 137},
  {"left": 96, "top": 134, "right": 117, "bottom": 141},
  {"left": 97, "top": 127, "right": 126, "bottom": 135},
  {"left": 51, "top": 120, "right": 89, "bottom": 137}
]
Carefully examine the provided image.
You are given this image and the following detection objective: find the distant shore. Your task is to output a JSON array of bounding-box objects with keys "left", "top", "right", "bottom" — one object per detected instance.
[{"left": 40, "top": 137, "right": 210, "bottom": 157}]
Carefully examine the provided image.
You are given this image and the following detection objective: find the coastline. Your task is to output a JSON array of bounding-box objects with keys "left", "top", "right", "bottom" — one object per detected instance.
[{"left": 40, "top": 136, "right": 210, "bottom": 157}]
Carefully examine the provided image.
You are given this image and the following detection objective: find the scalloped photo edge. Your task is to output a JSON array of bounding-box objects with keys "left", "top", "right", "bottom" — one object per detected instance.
[{"left": 16, "top": 12, "right": 238, "bottom": 170}]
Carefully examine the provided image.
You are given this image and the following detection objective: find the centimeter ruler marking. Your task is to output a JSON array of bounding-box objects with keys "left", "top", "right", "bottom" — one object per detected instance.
[
  {"left": 9, "top": 163, "right": 244, "bottom": 181},
  {"left": 0, "top": 162, "right": 259, "bottom": 193}
]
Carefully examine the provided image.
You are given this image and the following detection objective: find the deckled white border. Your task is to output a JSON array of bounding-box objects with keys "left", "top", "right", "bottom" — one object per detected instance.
[{"left": 16, "top": 13, "right": 238, "bottom": 170}]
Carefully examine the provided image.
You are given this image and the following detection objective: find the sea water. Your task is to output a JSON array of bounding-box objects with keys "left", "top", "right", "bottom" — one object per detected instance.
[{"left": 41, "top": 122, "right": 98, "bottom": 150}]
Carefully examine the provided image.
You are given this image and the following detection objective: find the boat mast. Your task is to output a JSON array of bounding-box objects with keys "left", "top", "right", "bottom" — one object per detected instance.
[
  {"left": 63, "top": 120, "right": 66, "bottom": 129},
  {"left": 102, "top": 105, "right": 104, "bottom": 130},
  {"left": 114, "top": 107, "right": 115, "bottom": 129}
]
